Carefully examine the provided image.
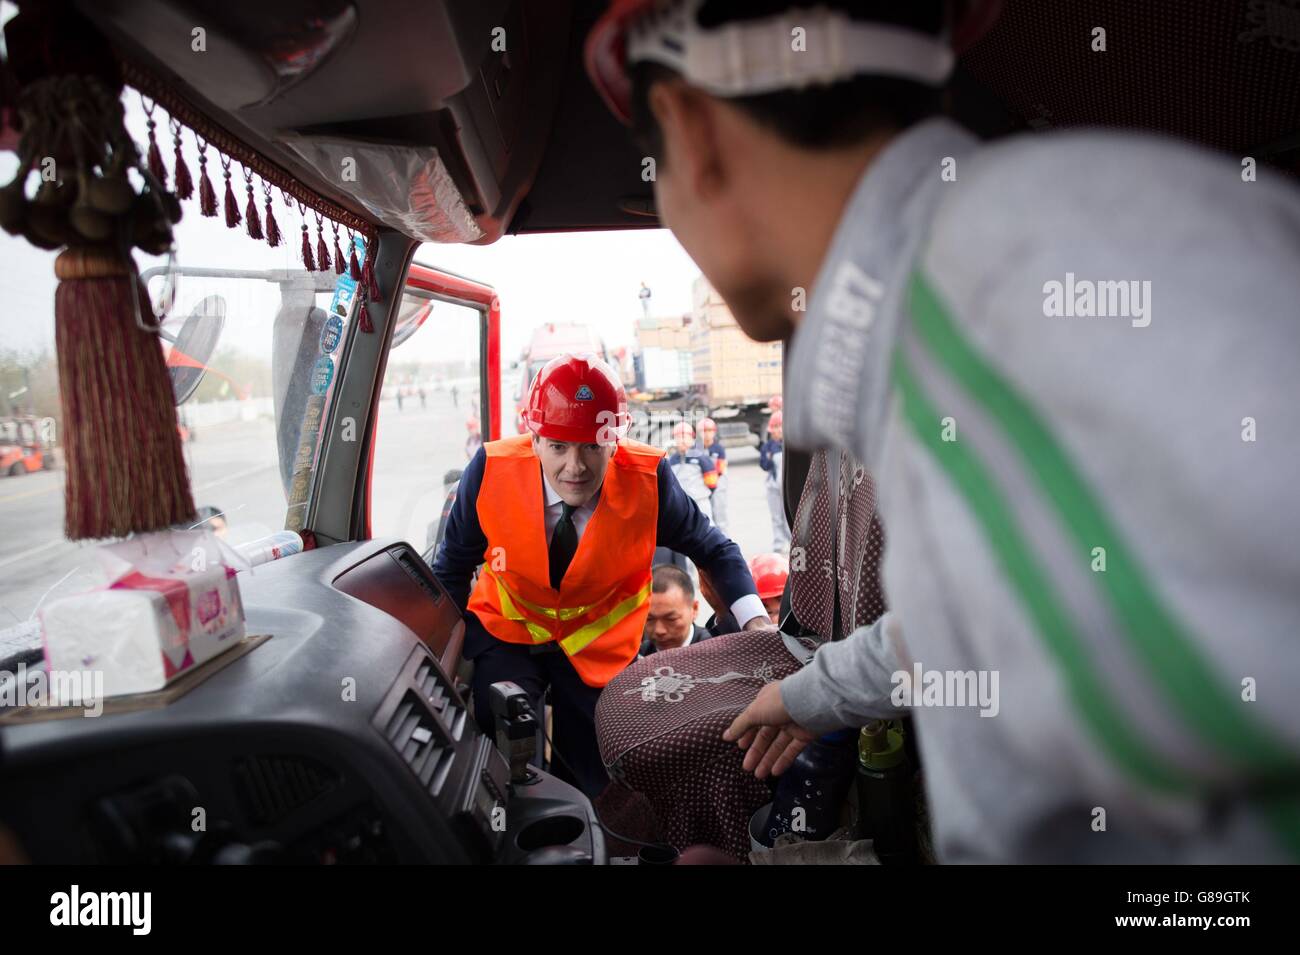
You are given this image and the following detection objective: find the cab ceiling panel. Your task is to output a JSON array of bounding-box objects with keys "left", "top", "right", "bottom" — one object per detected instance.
[{"left": 78, "top": 0, "right": 572, "bottom": 243}]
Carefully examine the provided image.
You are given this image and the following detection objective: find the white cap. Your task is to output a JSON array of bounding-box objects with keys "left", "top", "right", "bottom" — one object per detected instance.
[{"left": 627, "top": 0, "right": 956, "bottom": 97}]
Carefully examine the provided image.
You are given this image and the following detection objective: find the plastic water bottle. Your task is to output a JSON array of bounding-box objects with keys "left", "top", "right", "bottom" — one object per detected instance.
[{"left": 236, "top": 531, "right": 303, "bottom": 567}]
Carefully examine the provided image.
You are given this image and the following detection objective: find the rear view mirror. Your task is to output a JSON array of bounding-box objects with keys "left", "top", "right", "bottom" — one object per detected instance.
[{"left": 166, "top": 294, "right": 227, "bottom": 405}]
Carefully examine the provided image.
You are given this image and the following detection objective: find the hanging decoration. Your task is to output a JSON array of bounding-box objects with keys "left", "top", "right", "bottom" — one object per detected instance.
[
  {"left": 262, "top": 180, "right": 281, "bottom": 248},
  {"left": 314, "top": 211, "right": 330, "bottom": 273},
  {"left": 170, "top": 118, "right": 192, "bottom": 200},
  {"left": 219, "top": 153, "right": 240, "bottom": 230},
  {"left": 242, "top": 166, "right": 262, "bottom": 240},
  {"left": 295, "top": 197, "right": 315, "bottom": 271},
  {"left": 347, "top": 227, "right": 361, "bottom": 281},
  {"left": 0, "top": 4, "right": 385, "bottom": 541},
  {"left": 142, "top": 97, "right": 167, "bottom": 188},
  {"left": 0, "top": 4, "right": 190, "bottom": 540},
  {"left": 196, "top": 136, "right": 216, "bottom": 217}
]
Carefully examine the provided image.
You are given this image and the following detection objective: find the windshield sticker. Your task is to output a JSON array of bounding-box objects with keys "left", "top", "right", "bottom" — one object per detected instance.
[
  {"left": 320, "top": 315, "right": 344, "bottom": 354},
  {"left": 330, "top": 281, "right": 356, "bottom": 320},
  {"left": 310, "top": 355, "right": 335, "bottom": 396}
]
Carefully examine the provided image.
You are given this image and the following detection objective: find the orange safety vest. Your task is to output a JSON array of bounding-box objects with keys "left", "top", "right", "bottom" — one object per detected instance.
[{"left": 467, "top": 433, "right": 663, "bottom": 687}]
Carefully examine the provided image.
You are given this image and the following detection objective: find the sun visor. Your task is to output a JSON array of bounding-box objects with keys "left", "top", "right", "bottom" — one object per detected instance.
[{"left": 279, "top": 135, "right": 483, "bottom": 244}]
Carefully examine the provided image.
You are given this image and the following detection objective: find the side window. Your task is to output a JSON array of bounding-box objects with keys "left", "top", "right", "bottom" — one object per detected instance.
[{"left": 370, "top": 289, "right": 483, "bottom": 551}]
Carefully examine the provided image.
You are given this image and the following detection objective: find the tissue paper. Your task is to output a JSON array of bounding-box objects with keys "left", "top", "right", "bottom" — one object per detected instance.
[{"left": 40, "top": 529, "right": 246, "bottom": 699}]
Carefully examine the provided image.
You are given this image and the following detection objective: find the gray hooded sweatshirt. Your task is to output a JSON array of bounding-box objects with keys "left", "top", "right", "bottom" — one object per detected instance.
[{"left": 779, "top": 118, "right": 1300, "bottom": 863}]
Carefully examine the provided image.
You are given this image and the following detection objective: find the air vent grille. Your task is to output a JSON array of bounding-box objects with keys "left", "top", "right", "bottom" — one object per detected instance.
[
  {"left": 233, "top": 755, "right": 341, "bottom": 826},
  {"left": 384, "top": 689, "right": 457, "bottom": 796},
  {"left": 394, "top": 548, "right": 443, "bottom": 604},
  {"left": 414, "top": 657, "right": 468, "bottom": 741}
]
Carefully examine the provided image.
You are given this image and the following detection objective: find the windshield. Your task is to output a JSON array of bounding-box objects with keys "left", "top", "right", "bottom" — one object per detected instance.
[{"left": 0, "top": 101, "right": 350, "bottom": 623}]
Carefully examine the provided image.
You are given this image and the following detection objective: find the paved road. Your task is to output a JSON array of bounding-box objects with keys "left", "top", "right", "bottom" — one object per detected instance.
[{"left": 1, "top": 384, "right": 787, "bottom": 623}]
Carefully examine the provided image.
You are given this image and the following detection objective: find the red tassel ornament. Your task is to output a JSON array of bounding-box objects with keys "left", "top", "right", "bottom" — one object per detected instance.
[
  {"left": 242, "top": 168, "right": 262, "bottom": 240},
  {"left": 221, "top": 155, "right": 241, "bottom": 229},
  {"left": 142, "top": 97, "right": 168, "bottom": 188},
  {"left": 171, "top": 120, "right": 193, "bottom": 200},
  {"left": 348, "top": 230, "right": 361, "bottom": 281},
  {"left": 197, "top": 139, "right": 217, "bottom": 217},
  {"left": 314, "top": 213, "right": 330, "bottom": 273},
  {"left": 263, "top": 182, "right": 281, "bottom": 248},
  {"left": 362, "top": 240, "right": 381, "bottom": 302},
  {"left": 54, "top": 248, "right": 194, "bottom": 539},
  {"left": 297, "top": 200, "right": 315, "bottom": 271},
  {"left": 332, "top": 223, "right": 345, "bottom": 275}
]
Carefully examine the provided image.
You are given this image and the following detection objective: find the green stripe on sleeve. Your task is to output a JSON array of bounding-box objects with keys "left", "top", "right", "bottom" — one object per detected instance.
[
  {"left": 907, "top": 272, "right": 1297, "bottom": 782},
  {"left": 892, "top": 350, "right": 1192, "bottom": 794}
]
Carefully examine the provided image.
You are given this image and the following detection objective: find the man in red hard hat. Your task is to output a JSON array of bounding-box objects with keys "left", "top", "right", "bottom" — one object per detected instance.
[
  {"left": 666, "top": 419, "right": 717, "bottom": 523},
  {"left": 747, "top": 552, "right": 789, "bottom": 622},
  {"left": 431, "top": 353, "right": 771, "bottom": 796}
]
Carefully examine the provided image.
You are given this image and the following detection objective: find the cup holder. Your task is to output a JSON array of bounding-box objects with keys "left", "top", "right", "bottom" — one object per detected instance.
[{"left": 515, "top": 813, "right": 586, "bottom": 852}]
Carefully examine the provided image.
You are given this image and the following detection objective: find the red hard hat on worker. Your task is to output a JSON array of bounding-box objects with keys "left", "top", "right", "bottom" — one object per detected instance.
[
  {"left": 748, "top": 552, "right": 789, "bottom": 600},
  {"left": 524, "top": 353, "right": 628, "bottom": 443}
]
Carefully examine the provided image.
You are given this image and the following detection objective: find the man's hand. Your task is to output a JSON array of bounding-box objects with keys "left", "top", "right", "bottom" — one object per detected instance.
[
  {"left": 740, "top": 614, "right": 774, "bottom": 631},
  {"left": 723, "top": 680, "right": 817, "bottom": 778}
]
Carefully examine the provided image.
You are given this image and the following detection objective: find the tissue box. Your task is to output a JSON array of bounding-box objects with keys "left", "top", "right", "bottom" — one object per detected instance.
[{"left": 40, "top": 531, "right": 246, "bottom": 699}]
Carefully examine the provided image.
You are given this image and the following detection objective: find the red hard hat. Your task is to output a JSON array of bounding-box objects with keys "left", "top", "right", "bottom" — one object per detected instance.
[
  {"left": 585, "top": 0, "right": 1003, "bottom": 125},
  {"left": 524, "top": 353, "right": 629, "bottom": 443},
  {"left": 748, "top": 553, "right": 789, "bottom": 600},
  {"left": 768, "top": 410, "right": 783, "bottom": 428},
  {"left": 768, "top": 395, "right": 783, "bottom": 411},
  {"left": 672, "top": 420, "right": 695, "bottom": 438},
  {"left": 698, "top": 416, "right": 717, "bottom": 431}
]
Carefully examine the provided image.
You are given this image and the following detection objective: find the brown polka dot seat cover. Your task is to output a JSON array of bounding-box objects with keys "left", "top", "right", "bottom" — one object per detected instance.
[{"left": 596, "top": 449, "right": 886, "bottom": 858}]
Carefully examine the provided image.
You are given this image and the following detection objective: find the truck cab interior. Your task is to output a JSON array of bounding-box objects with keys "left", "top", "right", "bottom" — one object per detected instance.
[{"left": 0, "top": 0, "right": 1298, "bottom": 866}]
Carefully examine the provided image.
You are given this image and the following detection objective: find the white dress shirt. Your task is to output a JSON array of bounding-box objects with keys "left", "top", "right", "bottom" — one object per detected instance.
[{"left": 540, "top": 467, "right": 767, "bottom": 627}]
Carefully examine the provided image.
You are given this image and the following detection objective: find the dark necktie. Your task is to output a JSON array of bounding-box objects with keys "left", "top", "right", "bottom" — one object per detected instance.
[{"left": 549, "top": 501, "right": 578, "bottom": 590}]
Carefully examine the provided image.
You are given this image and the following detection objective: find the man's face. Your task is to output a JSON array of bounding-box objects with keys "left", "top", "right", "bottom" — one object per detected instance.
[
  {"left": 699, "top": 424, "right": 717, "bottom": 447},
  {"left": 762, "top": 595, "right": 782, "bottom": 620},
  {"left": 674, "top": 431, "right": 692, "bottom": 454},
  {"left": 644, "top": 585, "right": 698, "bottom": 651},
  {"left": 533, "top": 435, "right": 614, "bottom": 507},
  {"left": 769, "top": 421, "right": 783, "bottom": 442}
]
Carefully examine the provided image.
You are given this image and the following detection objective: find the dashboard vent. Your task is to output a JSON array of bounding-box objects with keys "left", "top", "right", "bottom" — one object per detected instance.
[
  {"left": 394, "top": 548, "right": 443, "bottom": 604},
  {"left": 233, "top": 755, "right": 341, "bottom": 826},
  {"left": 385, "top": 689, "right": 457, "bottom": 797},
  {"left": 415, "top": 657, "right": 467, "bottom": 741}
]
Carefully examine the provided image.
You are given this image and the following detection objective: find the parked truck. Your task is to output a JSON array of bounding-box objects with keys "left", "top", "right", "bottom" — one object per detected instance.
[
  {"left": 512, "top": 322, "right": 610, "bottom": 432},
  {"left": 626, "top": 276, "right": 781, "bottom": 447}
]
